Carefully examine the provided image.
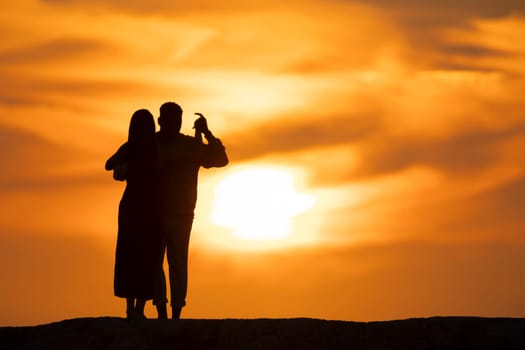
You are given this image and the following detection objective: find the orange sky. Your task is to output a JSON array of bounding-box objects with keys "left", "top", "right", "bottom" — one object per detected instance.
[{"left": 1, "top": 0, "right": 525, "bottom": 325}]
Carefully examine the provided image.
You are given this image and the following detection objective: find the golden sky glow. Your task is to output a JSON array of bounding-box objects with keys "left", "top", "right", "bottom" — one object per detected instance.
[{"left": 1, "top": 0, "right": 525, "bottom": 325}]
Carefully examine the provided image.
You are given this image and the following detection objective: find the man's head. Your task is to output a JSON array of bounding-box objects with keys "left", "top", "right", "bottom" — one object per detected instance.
[{"left": 158, "top": 102, "right": 183, "bottom": 133}]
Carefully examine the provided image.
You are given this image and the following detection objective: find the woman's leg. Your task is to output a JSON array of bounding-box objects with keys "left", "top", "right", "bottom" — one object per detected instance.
[
  {"left": 126, "top": 298, "right": 135, "bottom": 319},
  {"left": 135, "top": 299, "right": 147, "bottom": 319}
]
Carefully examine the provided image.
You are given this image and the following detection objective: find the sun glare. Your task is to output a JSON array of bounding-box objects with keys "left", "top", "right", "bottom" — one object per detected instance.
[{"left": 211, "top": 167, "right": 315, "bottom": 241}]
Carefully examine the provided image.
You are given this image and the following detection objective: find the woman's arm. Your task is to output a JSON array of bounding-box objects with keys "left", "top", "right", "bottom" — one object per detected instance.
[{"left": 105, "top": 143, "right": 129, "bottom": 181}]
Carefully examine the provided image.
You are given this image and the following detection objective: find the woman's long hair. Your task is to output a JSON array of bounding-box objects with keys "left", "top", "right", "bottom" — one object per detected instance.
[{"left": 128, "top": 109, "right": 156, "bottom": 159}]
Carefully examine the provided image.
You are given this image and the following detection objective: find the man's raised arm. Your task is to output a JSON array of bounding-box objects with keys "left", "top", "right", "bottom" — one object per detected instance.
[{"left": 194, "top": 114, "right": 229, "bottom": 169}]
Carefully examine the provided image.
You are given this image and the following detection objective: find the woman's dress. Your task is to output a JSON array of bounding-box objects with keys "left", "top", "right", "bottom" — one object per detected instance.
[{"left": 113, "top": 156, "right": 163, "bottom": 300}]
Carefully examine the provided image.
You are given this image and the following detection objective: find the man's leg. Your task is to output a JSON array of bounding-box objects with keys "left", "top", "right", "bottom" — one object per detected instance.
[
  {"left": 164, "top": 215, "right": 193, "bottom": 319},
  {"left": 135, "top": 299, "right": 146, "bottom": 319},
  {"left": 153, "top": 267, "right": 168, "bottom": 319},
  {"left": 153, "top": 245, "right": 168, "bottom": 319}
]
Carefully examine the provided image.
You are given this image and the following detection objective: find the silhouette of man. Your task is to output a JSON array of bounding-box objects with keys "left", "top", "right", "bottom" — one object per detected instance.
[{"left": 154, "top": 102, "right": 228, "bottom": 319}]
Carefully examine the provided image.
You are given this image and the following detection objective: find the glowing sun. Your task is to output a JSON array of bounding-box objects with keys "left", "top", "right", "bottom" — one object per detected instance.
[{"left": 211, "top": 167, "right": 315, "bottom": 240}]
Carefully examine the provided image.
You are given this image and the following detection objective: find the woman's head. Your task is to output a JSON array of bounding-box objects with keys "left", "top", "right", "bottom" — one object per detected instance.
[
  {"left": 128, "top": 109, "right": 156, "bottom": 155},
  {"left": 129, "top": 109, "right": 155, "bottom": 141}
]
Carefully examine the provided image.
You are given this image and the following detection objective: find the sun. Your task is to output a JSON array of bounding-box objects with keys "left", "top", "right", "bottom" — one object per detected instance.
[{"left": 211, "top": 167, "right": 315, "bottom": 241}]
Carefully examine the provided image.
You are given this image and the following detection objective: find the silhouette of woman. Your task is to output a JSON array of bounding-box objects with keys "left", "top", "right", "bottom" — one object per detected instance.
[{"left": 106, "top": 109, "right": 163, "bottom": 319}]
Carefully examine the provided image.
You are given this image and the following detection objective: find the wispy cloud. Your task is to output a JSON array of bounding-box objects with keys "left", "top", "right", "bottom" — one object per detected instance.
[
  {"left": 224, "top": 111, "right": 382, "bottom": 161},
  {"left": 352, "top": 122, "right": 525, "bottom": 179},
  {"left": 0, "top": 124, "right": 104, "bottom": 191},
  {"left": 0, "top": 38, "right": 114, "bottom": 65},
  {"left": 41, "top": 0, "right": 276, "bottom": 14},
  {"left": 349, "top": 0, "right": 525, "bottom": 21}
]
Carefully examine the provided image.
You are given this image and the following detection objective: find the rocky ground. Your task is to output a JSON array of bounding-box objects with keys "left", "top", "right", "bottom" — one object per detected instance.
[{"left": 2, "top": 316, "right": 525, "bottom": 349}]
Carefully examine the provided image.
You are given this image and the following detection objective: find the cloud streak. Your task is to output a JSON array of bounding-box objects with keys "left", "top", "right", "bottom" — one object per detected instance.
[
  {"left": 352, "top": 122, "right": 525, "bottom": 179},
  {"left": 349, "top": 0, "right": 525, "bottom": 20},
  {"left": 224, "top": 111, "right": 382, "bottom": 162},
  {"left": 42, "top": 0, "right": 277, "bottom": 14},
  {"left": 0, "top": 38, "right": 114, "bottom": 65}
]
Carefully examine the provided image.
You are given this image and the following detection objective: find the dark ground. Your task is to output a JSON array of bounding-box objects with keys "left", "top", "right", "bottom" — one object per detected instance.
[{"left": 2, "top": 316, "right": 525, "bottom": 350}]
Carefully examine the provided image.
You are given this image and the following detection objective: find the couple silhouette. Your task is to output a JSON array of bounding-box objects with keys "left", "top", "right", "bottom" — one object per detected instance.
[{"left": 105, "top": 102, "right": 228, "bottom": 319}]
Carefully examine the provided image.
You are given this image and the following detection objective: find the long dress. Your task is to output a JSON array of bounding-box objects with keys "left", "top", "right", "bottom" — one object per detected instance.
[{"left": 113, "top": 154, "right": 163, "bottom": 300}]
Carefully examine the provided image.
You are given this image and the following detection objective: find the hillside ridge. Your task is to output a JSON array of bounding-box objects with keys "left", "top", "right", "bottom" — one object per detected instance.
[{"left": 2, "top": 316, "right": 525, "bottom": 349}]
